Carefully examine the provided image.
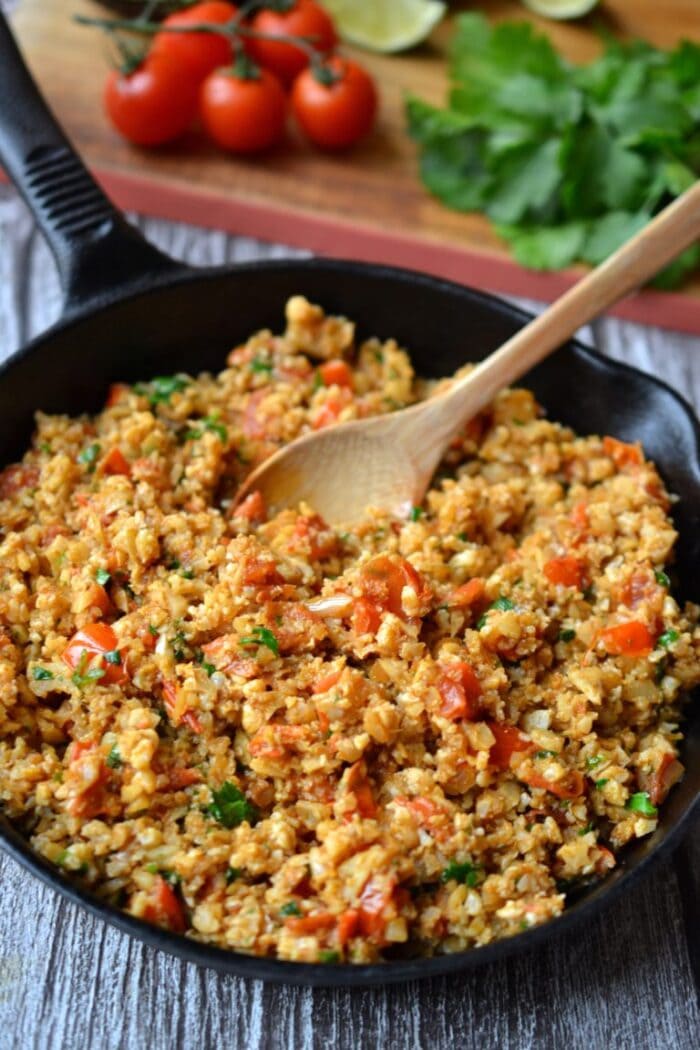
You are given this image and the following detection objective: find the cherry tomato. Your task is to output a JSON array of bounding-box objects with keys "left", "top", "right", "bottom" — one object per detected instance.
[
  {"left": 291, "top": 57, "right": 377, "bottom": 150},
  {"left": 200, "top": 65, "right": 287, "bottom": 153},
  {"left": 104, "top": 55, "right": 199, "bottom": 146},
  {"left": 151, "top": 1, "right": 238, "bottom": 83},
  {"left": 249, "top": 0, "right": 337, "bottom": 84}
]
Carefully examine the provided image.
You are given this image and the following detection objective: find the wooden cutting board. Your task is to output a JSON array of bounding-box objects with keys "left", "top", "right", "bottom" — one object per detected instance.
[{"left": 8, "top": 0, "right": 700, "bottom": 333}]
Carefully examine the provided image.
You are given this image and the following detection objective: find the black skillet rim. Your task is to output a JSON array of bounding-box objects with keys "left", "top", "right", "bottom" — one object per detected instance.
[{"left": 1, "top": 256, "right": 699, "bottom": 987}]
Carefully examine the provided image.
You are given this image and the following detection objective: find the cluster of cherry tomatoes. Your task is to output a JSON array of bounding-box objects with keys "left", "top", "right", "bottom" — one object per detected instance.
[{"left": 103, "top": 0, "right": 378, "bottom": 153}]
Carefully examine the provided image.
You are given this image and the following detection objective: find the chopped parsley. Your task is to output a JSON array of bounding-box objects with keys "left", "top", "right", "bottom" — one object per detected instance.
[
  {"left": 595, "top": 778, "right": 609, "bottom": 789},
  {"left": 159, "top": 869, "right": 181, "bottom": 887},
  {"left": 240, "top": 626, "right": 279, "bottom": 657},
  {"left": 206, "top": 781, "right": 257, "bottom": 828},
  {"left": 250, "top": 356, "right": 273, "bottom": 375},
  {"left": 456, "top": 532, "right": 468, "bottom": 542},
  {"left": 477, "top": 595, "right": 515, "bottom": 629},
  {"left": 441, "top": 860, "right": 481, "bottom": 887},
  {"left": 578, "top": 823, "right": 595, "bottom": 836},
  {"left": 558, "top": 628, "right": 576, "bottom": 642},
  {"left": 279, "top": 901, "right": 302, "bottom": 917},
  {"left": 626, "top": 792, "right": 658, "bottom": 817},
  {"left": 658, "top": 629, "right": 679, "bottom": 649},
  {"left": 184, "top": 416, "right": 228, "bottom": 443},
  {"left": 318, "top": 950, "right": 340, "bottom": 964},
  {"left": 226, "top": 866, "right": 242, "bottom": 885},
  {"left": 77, "top": 442, "right": 101, "bottom": 473},
  {"left": 104, "top": 649, "right": 121, "bottom": 666},
  {"left": 95, "top": 568, "right": 111, "bottom": 586},
  {"left": 148, "top": 624, "right": 159, "bottom": 637},
  {"left": 202, "top": 661, "right": 215, "bottom": 677},
  {"left": 536, "top": 750, "right": 558, "bottom": 759},
  {"left": 409, "top": 506, "right": 424, "bottom": 522},
  {"left": 585, "top": 755, "right": 604, "bottom": 770},
  {"left": 654, "top": 569, "right": 671, "bottom": 588},
  {"left": 106, "top": 745, "right": 122, "bottom": 769},
  {"left": 71, "top": 652, "right": 105, "bottom": 690},
  {"left": 32, "top": 666, "right": 54, "bottom": 681},
  {"left": 136, "top": 374, "right": 189, "bottom": 406}
]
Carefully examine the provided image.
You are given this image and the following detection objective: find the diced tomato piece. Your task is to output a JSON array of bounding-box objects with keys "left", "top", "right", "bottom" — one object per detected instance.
[
  {"left": 359, "top": 555, "right": 429, "bottom": 618},
  {"left": 336, "top": 908, "right": 360, "bottom": 947},
  {"left": 594, "top": 846, "right": 616, "bottom": 875},
  {"left": 396, "top": 796, "right": 441, "bottom": 822},
  {"left": 105, "top": 382, "right": 129, "bottom": 407},
  {"left": 290, "top": 513, "right": 338, "bottom": 560},
  {"left": 357, "top": 876, "right": 395, "bottom": 941},
  {"left": 319, "top": 359, "right": 353, "bottom": 388},
  {"left": 143, "top": 875, "right": 187, "bottom": 934},
  {"left": 66, "top": 740, "right": 110, "bottom": 818},
  {"left": 449, "top": 578, "right": 486, "bottom": 608},
  {"left": 603, "top": 436, "right": 643, "bottom": 470},
  {"left": 544, "top": 556, "right": 585, "bottom": 589},
  {"left": 101, "top": 447, "right": 131, "bottom": 476},
  {"left": 352, "top": 597, "right": 381, "bottom": 636},
  {"left": 601, "top": 621, "right": 654, "bottom": 657},
  {"left": 521, "top": 768, "right": 585, "bottom": 799},
  {"left": 62, "top": 622, "right": 126, "bottom": 685},
  {"left": 487, "top": 721, "right": 532, "bottom": 770},
  {"left": 645, "top": 752, "right": 684, "bottom": 806},
  {"left": 312, "top": 669, "right": 342, "bottom": 694},
  {"left": 166, "top": 766, "right": 202, "bottom": 790},
  {"left": 285, "top": 912, "right": 336, "bottom": 935},
  {"left": 437, "top": 660, "right": 481, "bottom": 720},
  {"left": 162, "top": 679, "right": 202, "bottom": 733},
  {"left": 313, "top": 397, "right": 344, "bottom": 430},
  {"left": 84, "top": 583, "right": 111, "bottom": 616},
  {"left": 345, "top": 761, "right": 377, "bottom": 819},
  {"left": 235, "top": 489, "right": 267, "bottom": 523},
  {"left": 0, "top": 463, "right": 39, "bottom": 499},
  {"left": 620, "top": 572, "right": 659, "bottom": 610},
  {"left": 242, "top": 390, "right": 269, "bottom": 440}
]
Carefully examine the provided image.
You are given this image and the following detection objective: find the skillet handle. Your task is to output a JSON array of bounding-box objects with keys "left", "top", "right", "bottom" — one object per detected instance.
[{"left": 0, "top": 11, "right": 188, "bottom": 318}]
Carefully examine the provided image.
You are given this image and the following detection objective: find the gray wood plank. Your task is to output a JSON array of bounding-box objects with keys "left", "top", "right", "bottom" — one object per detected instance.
[{"left": 0, "top": 186, "right": 698, "bottom": 1050}]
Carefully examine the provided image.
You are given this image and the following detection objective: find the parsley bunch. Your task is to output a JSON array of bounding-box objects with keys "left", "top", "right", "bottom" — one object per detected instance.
[{"left": 407, "top": 15, "right": 700, "bottom": 286}]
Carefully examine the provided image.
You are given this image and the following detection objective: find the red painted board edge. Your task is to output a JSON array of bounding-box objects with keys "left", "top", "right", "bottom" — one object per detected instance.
[{"left": 3, "top": 164, "right": 700, "bottom": 336}]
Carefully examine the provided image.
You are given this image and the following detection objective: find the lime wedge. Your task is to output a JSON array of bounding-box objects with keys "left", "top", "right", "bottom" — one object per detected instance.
[
  {"left": 323, "top": 0, "right": 447, "bottom": 53},
  {"left": 522, "top": 0, "right": 600, "bottom": 18}
]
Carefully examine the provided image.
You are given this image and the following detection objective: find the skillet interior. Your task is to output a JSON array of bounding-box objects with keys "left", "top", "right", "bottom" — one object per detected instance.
[{"left": 1, "top": 257, "right": 699, "bottom": 986}]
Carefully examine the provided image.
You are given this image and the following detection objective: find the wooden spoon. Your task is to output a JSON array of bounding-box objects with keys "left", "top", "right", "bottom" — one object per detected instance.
[{"left": 237, "top": 183, "right": 700, "bottom": 524}]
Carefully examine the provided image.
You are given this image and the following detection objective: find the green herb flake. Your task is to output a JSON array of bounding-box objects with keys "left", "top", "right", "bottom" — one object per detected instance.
[
  {"left": 585, "top": 755, "right": 604, "bottom": 770},
  {"left": 95, "top": 568, "right": 111, "bottom": 586},
  {"left": 148, "top": 624, "right": 159, "bottom": 637},
  {"left": 159, "top": 869, "right": 181, "bottom": 887},
  {"left": 318, "top": 950, "right": 340, "bottom": 964},
  {"left": 240, "top": 625, "right": 280, "bottom": 657},
  {"left": 148, "top": 375, "right": 189, "bottom": 406},
  {"left": 78, "top": 442, "right": 101, "bottom": 473},
  {"left": 250, "top": 356, "right": 273, "bottom": 375},
  {"left": 106, "top": 745, "right": 122, "bottom": 769},
  {"left": 280, "top": 901, "right": 302, "bottom": 917},
  {"left": 206, "top": 781, "right": 258, "bottom": 829},
  {"left": 595, "top": 778, "right": 609, "bottom": 789},
  {"left": 558, "top": 628, "right": 576, "bottom": 642},
  {"left": 226, "top": 866, "right": 242, "bottom": 885},
  {"left": 409, "top": 506, "right": 424, "bottom": 522},
  {"left": 658, "top": 629, "right": 679, "bottom": 649},
  {"left": 456, "top": 532, "right": 468, "bottom": 542},
  {"left": 145, "top": 862, "right": 159, "bottom": 874},
  {"left": 536, "top": 750, "right": 558, "bottom": 759},
  {"left": 477, "top": 595, "right": 515, "bottom": 629},
  {"left": 441, "top": 860, "right": 481, "bottom": 887},
  {"left": 104, "top": 649, "right": 121, "bottom": 666},
  {"left": 32, "top": 666, "right": 54, "bottom": 681},
  {"left": 654, "top": 569, "right": 671, "bottom": 588},
  {"left": 202, "top": 661, "right": 216, "bottom": 678},
  {"left": 578, "top": 822, "right": 595, "bottom": 836},
  {"left": 626, "top": 791, "right": 658, "bottom": 817}
]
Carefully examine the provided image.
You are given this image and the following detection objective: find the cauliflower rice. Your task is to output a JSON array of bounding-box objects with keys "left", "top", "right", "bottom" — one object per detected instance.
[{"left": 0, "top": 295, "right": 698, "bottom": 965}]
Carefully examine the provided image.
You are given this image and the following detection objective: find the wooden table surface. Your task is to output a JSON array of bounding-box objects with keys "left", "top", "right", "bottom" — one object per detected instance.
[{"left": 0, "top": 186, "right": 698, "bottom": 1050}]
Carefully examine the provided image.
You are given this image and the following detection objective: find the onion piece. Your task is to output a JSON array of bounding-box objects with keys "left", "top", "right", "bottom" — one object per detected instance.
[{"left": 305, "top": 594, "right": 353, "bottom": 618}]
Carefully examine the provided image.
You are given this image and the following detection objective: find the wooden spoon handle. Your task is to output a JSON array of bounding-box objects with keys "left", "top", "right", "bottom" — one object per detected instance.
[{"left": 435, "top": 182, "right": 700, "bottom": 432}]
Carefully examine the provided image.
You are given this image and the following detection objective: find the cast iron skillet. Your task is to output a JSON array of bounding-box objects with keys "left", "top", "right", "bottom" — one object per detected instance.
[{"left": 0, "top": 13, "right": 699, "bottom": 988}]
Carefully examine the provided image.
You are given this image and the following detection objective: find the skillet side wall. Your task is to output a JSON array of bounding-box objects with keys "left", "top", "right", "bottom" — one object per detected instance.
[{"left": 0, "top": 259, "right": 698, "bottom": 983}]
